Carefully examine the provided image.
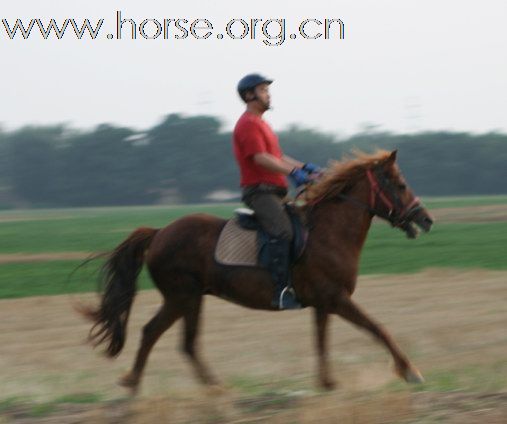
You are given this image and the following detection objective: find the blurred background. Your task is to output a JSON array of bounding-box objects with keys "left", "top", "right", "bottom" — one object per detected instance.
[{"left": 0, "top": 1, "right": 506, "bottom": 423}]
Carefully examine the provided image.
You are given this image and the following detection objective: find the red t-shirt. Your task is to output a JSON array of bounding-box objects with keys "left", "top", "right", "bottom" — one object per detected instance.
[{"left": 232, "top": 111, "right": 288, "bottom": 188}]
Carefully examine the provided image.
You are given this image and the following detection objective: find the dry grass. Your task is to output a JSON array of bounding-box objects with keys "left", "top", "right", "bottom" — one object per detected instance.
[{"left": 0, "top": 269, "right": 506, "bottom": 422}]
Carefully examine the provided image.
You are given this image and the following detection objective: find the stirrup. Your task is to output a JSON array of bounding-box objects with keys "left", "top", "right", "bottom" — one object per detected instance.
[{"left": 279, "top": 286, "right": 302, "bottom": 310}]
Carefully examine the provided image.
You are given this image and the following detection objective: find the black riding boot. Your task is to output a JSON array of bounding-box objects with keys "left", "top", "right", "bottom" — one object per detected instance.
[{"left": 266, "top": 237, "right": 302, "bottom": 310}]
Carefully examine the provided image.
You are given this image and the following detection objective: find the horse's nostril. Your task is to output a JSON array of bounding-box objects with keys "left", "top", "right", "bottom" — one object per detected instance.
[{"left": 424, "top": 217, "right": 434, "bottom": 225}]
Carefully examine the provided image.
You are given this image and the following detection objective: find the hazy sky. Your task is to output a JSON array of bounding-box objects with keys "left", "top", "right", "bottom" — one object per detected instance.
[{"left": 1, "top": 0, "right": 506, "bottom": 136}]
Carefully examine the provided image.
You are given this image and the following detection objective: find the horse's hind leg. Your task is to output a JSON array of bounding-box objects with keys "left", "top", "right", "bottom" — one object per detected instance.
[
  {"left": 119, "top": 300, "right": 181, "bottom": 393},
  {"left": 181, "top": 295, "right": 218, "bottom": 387},
  {"left": 333, "top": 294, "right": 424, "bottom": 384}
]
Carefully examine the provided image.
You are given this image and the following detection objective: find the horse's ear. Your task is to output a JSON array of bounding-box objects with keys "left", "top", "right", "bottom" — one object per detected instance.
[{"left": 387, "top": 150, "right": 397, "bottom": 164}]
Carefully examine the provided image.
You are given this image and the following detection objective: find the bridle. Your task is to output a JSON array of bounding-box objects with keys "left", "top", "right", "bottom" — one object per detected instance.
[
  {"left": 363, "top": 168, "right": 423, "bottom": 228},
  {"left": 302, "top": 167, "right": 424, "bottom": 229}
]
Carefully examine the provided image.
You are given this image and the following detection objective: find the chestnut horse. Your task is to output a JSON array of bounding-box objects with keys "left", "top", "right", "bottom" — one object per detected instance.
[{"left": 80, "top": 150, "right": 433, "bottom": 393}]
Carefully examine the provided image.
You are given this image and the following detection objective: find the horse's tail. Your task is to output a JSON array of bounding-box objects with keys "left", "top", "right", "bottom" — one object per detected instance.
[{"left": 78, "top": 227, "right": 158, "bottom": 357}]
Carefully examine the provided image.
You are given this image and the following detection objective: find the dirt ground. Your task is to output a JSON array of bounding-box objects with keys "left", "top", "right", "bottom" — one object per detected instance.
[
  {"left": 0, "top": 269, "right": 506, "bottom": 423},
  {"left": 0, "top": 253, "right": 93, "bottom": 265},
  {"left": 428, "top": 204, "right": 507, "bottom": 223}
]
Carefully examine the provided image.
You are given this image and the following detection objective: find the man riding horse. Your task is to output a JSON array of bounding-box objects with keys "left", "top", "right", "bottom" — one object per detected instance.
[{"left": 233, "top": 73, "right": 321, "bottom": 309}]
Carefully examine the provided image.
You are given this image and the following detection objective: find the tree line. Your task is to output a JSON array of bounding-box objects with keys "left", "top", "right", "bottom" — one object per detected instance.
[{"left": 0, "top": 113, "right": 506, "bottom": 208}]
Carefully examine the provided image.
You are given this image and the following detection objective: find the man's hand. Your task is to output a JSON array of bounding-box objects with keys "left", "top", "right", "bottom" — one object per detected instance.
[{"left": 288, "top": 168, "right": 310, "bottom": 188}]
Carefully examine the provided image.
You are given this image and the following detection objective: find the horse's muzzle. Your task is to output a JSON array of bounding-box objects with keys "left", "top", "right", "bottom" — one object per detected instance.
[
  {"left": 415, "top": 210, "right": 433, "bottom": 233},
  {"left": 400, "top": 208, "right": 433, "bottom": 239},
  {"left": 413, "top": 208, "right": 434, "bottom": 233}
]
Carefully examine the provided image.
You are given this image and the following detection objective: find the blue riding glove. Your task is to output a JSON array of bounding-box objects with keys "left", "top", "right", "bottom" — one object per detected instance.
[
  {"left": 288, "top": 168, "right": 311, "bottom": 188},
  {"left": 302, "top": 162, "right": 322, "bottom": 174}
]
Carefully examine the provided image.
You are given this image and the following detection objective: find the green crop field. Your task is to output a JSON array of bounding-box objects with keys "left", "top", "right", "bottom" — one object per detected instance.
[
  {"left": 0, "top": 196, "right": 506, "bottom": 299},
  {"left": 0, "top": 204, "right": 236, "bottom": 254}
]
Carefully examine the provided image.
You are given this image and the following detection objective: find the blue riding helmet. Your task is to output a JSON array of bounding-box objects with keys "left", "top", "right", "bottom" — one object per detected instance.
[{"left": 237, "top": 73, "right": 273, "bottom": 101}]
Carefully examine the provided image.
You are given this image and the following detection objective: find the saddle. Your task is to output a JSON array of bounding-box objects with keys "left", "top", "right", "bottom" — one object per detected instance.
[{"left": 214, "top": 204, "right": 308, "bottom": 268}]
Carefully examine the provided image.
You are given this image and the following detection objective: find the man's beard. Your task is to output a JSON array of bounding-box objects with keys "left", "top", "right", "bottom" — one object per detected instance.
[{"left": 260, "top": 100, "right": 271, "bottom": 111}]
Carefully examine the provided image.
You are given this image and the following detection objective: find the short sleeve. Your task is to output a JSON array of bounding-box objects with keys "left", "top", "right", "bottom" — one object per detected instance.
[{"left": 237, "top": 121, "right": 267, "bottom": 159}]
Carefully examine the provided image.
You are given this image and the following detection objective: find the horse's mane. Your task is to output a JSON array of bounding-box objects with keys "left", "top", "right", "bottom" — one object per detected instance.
[{"left": 303, "top": 149, "right": 394, "bottom": 202}]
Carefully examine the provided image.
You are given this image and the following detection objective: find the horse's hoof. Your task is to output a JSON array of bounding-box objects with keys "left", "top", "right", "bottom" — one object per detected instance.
[
  {"left": 319, "top": 379, "right": 337, "bottom": 391},
  {"left": 404, "top": 367, "right": 425, "bottom": 384},
  {"left": 118, "top": 374, "right": 139, "bottom": 394}
]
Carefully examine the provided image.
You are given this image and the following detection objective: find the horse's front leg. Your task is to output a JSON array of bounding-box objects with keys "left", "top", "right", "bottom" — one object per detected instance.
[
  {"left": 332, "top": 293, "right": 424, "bottom": 384},
  {"left": 313, "top": 308, "right": 336, "bottom": 390}
]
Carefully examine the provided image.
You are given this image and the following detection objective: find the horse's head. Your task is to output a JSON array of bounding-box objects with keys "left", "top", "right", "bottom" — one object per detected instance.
[
  {"left": 303, "top": 149, "right": 434, "bottom": 238},
  {"left": 366, "top": 150, "right": 433, "bottom": 238}
]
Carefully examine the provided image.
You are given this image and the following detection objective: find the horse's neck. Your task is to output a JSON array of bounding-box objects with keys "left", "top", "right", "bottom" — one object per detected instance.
[{"left": 308, "top": 184, "right": 373, "bottom": 251}]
